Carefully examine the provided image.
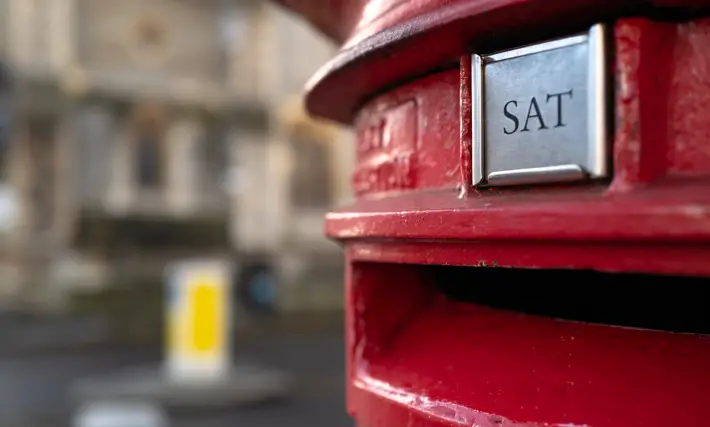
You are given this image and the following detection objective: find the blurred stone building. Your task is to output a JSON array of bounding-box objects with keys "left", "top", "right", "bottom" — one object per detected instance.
[
  {"left": 229, "top": 4, "right": 354, "bottom": 313},
  {"left": 0, "top": 0, "right": 352, "bottom": 312}
]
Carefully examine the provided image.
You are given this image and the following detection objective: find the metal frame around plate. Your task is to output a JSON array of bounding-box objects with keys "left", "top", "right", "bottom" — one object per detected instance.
[{"left": 471, "top": 24, "right": 608, "bottom": 187}]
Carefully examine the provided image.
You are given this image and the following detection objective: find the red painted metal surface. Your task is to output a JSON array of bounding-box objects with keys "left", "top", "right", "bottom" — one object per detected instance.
[
  {"left": 347, "top": 263, "right": 710, "bottom": 427},
  {"left": 275, "top": 1, "right": 710, "bottom": 426},
  {"left": 327, "top": 18, "right": 710, "bottom": 278},
  {"left": 275, "top": 0, "right": 710, "bottom": 123}
]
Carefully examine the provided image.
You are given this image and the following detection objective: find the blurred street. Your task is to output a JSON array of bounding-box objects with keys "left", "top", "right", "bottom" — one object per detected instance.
[
  {"left": 0, "top": 315, "right": 349, "bottom": 427},
  {"left": 0, "top": 1, "right": 354, "bottom": 425}
]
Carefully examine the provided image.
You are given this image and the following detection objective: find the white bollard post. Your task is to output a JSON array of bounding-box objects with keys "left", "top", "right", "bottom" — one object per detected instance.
[{"left": 164, "top": 259, "right": 233, "bottom": 383}]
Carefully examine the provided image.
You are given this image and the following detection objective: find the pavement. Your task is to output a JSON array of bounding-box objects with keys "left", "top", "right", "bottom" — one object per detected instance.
[{"left": 0, "top": 314, "right": 351, "bottom": 427}]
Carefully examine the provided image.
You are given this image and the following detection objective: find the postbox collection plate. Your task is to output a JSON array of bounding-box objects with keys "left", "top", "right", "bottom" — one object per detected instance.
[{"left": 472, "top": 24, "right": 608, "bottom": 186}]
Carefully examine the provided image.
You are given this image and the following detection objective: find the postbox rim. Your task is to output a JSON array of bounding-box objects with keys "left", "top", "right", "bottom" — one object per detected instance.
[{"left": 285, "top": 0, "right": 710, "bottom": 125}]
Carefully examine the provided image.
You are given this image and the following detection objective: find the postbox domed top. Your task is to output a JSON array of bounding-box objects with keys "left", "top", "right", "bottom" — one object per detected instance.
[{"left": 275, "top": 0, "right": 710, "bottom": 125}]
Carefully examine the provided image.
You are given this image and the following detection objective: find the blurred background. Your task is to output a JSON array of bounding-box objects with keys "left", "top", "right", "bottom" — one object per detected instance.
[{"left": 0, "top": 0, "right": 354, "bottom": 425}]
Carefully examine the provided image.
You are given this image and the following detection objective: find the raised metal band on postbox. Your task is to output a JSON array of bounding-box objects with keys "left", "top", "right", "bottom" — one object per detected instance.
[{"left": 472, "top": 24, "right": 609, "bottom": 187}]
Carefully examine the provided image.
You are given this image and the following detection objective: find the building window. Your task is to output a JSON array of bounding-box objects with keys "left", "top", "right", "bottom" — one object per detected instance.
[
  {"left": 135, "top": 130, "right": 163, "bottom": 189},
  {"left": 290, "top": 138, "right": 331, "bottom": 209},
  {"left": 0, "top": 51, "right": 12, "bottom": 180},
  {"left": 27, "top": 118, "right": 56, "bottom": 232},
  {"left": 131, "top": 101, "right": 167, "bottom": 190},
  {"left": 200, "top": 127, "right": 228, "bottom": 192}
]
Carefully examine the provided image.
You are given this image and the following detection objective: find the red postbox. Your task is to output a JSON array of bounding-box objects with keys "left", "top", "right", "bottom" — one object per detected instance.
[{"left": 275, "top": 1, "right": 710, "bottom": 426}]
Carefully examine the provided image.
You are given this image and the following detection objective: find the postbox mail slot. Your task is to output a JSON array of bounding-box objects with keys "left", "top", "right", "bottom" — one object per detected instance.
[
  {"left": 472, "top": 24, "right": 609, "bottom": 187},
  {"left": 347, "top": 261, "right": 710, "bottom": 427}
]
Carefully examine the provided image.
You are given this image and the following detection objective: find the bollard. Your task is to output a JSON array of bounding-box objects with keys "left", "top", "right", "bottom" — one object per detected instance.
[
  {"left": 164, "top": 259, "right": 232, "bottom": 383},
  {"left": 70, "top": 258, "right": 292, "bottom": 426}
]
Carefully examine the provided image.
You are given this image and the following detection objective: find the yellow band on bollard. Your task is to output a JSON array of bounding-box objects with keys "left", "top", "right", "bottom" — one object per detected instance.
[{"left": 165, "top": 260, "right": 232, "bottom": 381}]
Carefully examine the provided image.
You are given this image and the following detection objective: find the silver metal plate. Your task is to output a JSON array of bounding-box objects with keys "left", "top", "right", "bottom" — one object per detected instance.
[{"left": 472, "top": 24, "right": 608, "bottom": 186}]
